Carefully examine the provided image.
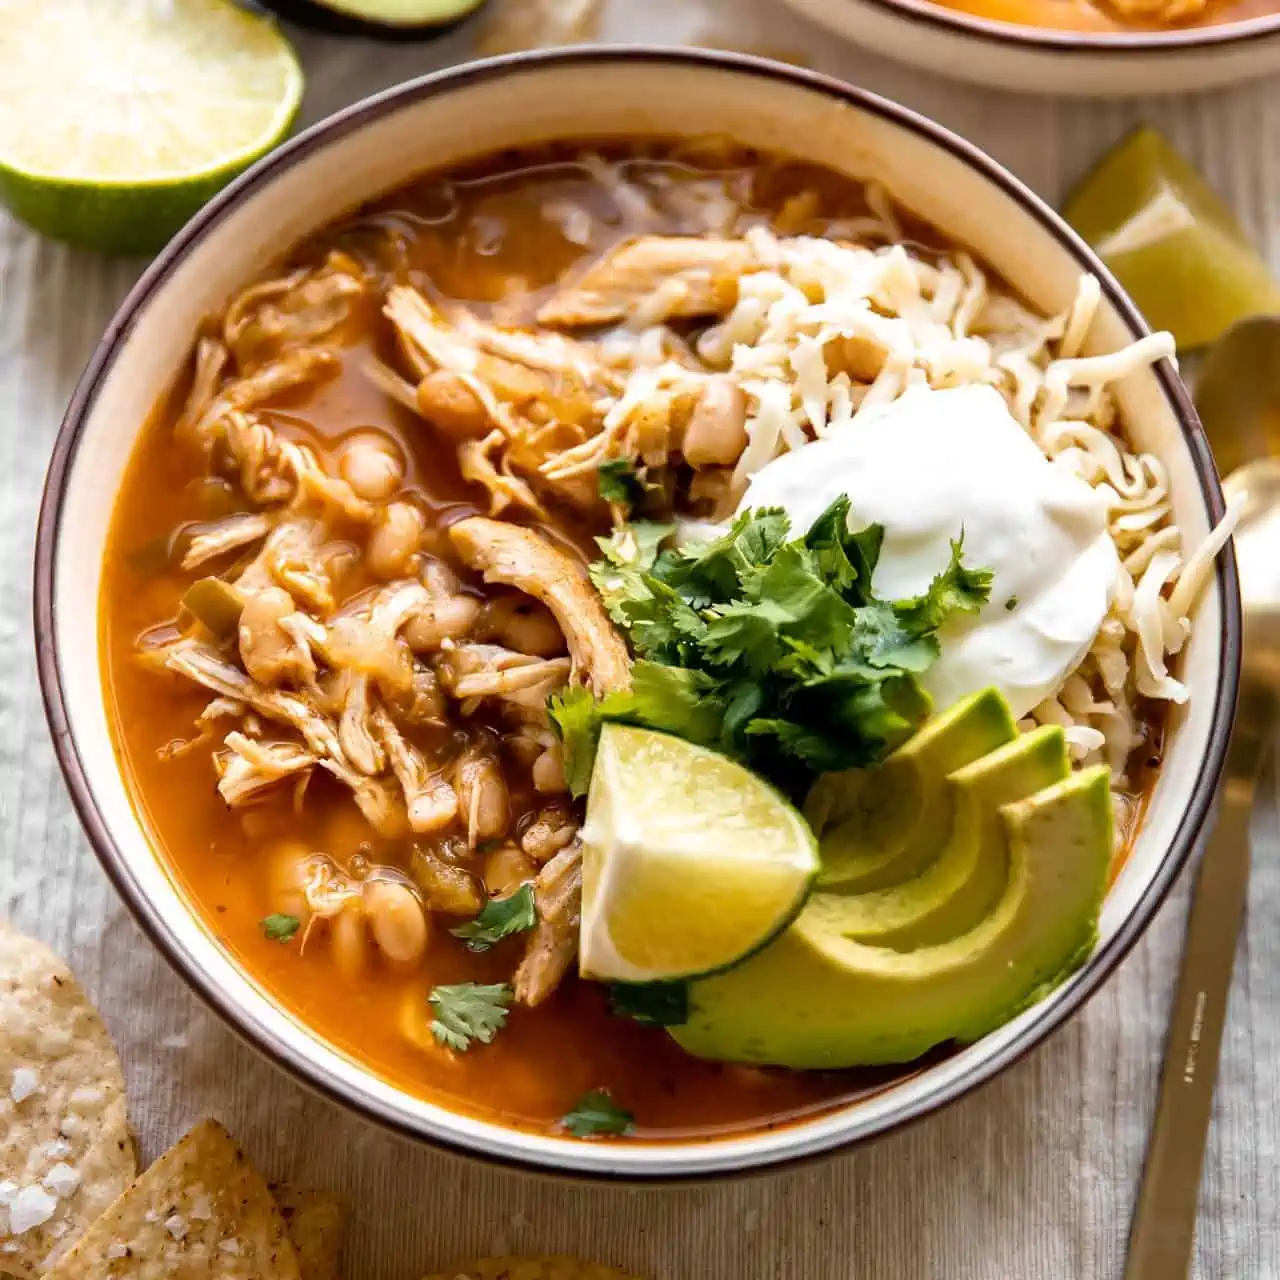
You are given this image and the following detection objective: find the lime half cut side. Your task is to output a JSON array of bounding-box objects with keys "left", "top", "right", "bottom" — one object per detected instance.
[
  {"left": 0, "top": 0, "right": 303, "bottom": 255},
  {"left": 1063, "top": 127, "right": 1280, "bottom": 352},
  {"left": 579, "top": 724, "right": 819, "bottom": 984}
]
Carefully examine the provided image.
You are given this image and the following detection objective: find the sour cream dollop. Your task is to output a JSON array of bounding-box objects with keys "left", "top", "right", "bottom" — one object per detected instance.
[{"left": 738, "top": 384, "right": 1118, "bottom": 720}]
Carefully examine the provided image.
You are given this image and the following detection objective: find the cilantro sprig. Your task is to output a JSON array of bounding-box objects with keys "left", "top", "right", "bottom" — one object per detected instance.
[
  {"left": 448, "top": 884, "right": 537, "bottom": 952},
  {"left": 550, "top": 497, "right": 992, "bottom": 798},
  {"left": 428, "top": 982, "right": 512, "bottom": 1051},
  {"left": 597, "top": 458, "right": 645, "bottom": 507},
  {"left": 560, "top": 1090, "right": 635, "bottom": 1139},
  {"left": 260, "top": 913, "right": 300, "bottom": 943}
]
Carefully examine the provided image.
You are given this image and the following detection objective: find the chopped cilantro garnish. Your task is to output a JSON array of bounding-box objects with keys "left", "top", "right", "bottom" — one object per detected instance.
[
  {"left": 608, "top": 981, "right": 689, "bottom": 1026},
  {"left": 260, "top": 913, "right": 299, "bottom": 943},
  {"left": 597, "top": 459, "right": 644, "bottom": 506},
  {"left": 555, "top": 496, "right": 994, "bottom": 798},
  {"left": 449, "top": 884, "right": 537, "bottom": 952},
  {"left": 428, "top": 982, "right": 512, "bottom": 1051},
  {"left": 560, "top": 1090, "right": 635, "bottom": 1138},
  {"left": 1005, "top": 596, "right": 1019, "bottom": 611}
]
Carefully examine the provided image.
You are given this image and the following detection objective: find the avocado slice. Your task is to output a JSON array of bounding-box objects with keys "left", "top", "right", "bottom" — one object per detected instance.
[
  {"left": 805, "top": 687, "right": 1016, "bottom": 893},
  {"left": 259, "top": 0, "right": 486, "bottom": 39},
  {"left": 815, "top": 725, "right": 1071, "bottom": 952},
  {"left": 672, "top": 765, "right": 1112, "bottom": 1068}
]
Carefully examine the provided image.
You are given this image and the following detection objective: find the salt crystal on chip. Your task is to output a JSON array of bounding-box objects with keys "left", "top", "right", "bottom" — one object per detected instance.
[
  {"left": 0, "top": 1180, "right": 18, "bottom": 1206},
  {"left": 10, "top": 1068, "right": 39, "bottom": 1103},
  {"left": 106, "top": 1243, "right": 129, "bottom": 1260},
  {"left": 42, "top": 1164, "right": 81, "bottom": 1199},
  {"left": 7, "top": 1185, "right": 58, "bottom": 1235},
  {"left": 165, "top": 1213, "right": 188, "bottom": 1240}
]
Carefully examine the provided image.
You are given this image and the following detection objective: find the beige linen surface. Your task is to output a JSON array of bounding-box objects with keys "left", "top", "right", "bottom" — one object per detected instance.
[{"left": 3, "top": 3, "right": 1279, "bottom": 1276}]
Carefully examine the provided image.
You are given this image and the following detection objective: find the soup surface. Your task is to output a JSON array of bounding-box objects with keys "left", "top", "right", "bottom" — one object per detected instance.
[
  {"left": 102, "top": 138, "right": 1200, "bottom": 1140},
  {"left": 927, "top": 0, "right": 1278, "bottom": 32}
]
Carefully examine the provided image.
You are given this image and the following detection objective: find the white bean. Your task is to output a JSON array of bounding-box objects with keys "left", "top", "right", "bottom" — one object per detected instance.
[
  {"left": 340, "top": 433, "right": 404, "bottom": 502},
  {"left": 367, "top": 501, "right": 426, "bottom": 578},
  {"left": 683, "top": 375, "right": 748, "bottom": 468},
  {"left": 331, "top": 903, "right": 369, "bottom": 980},
  {"left": 364, "top": 879, "right": 429, "bottom": 967}
]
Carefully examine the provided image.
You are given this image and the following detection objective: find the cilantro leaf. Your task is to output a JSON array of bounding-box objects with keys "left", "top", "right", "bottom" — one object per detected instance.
[
  {"left": 428, "top": 982, "right": 512, "bottom": 1051},
  {"left": 547, "top": 686, "right": 606, "bottom": 797},
  {"left": 803, "top": 495, "right": 882, "bottom": 599},
  {"left": 560, "top": 1090, "right": 635, "bottom": 1138},
  {"left": 261, "top": 913, "right": 299, "bottom": 943},
  {"left": 449, "top": 884, "right": 536, "bottom": 952},
  {"left": 597, "top": 458, "right": 644, "bottom": 506},
  {"left": 894, "top": 533, "right": 994, "bottom": 634},
  {"left": 548, "top": 664, "right": 725, "bottom": 796},
  {"left": 608, "top": 981, "right": 690, "bottom": 1026},
  {"left": 624, "top": 662, "right": 725, "bottom": 744}
]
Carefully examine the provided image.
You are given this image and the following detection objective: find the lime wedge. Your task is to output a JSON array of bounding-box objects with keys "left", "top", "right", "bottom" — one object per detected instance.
[
  {"left": 1063, "top": 127, "right": 1280, "bottom": 351},
  {"left": 579, "top": 725, "right": 818, "bottom": 983},
  {"left": 0, "top": 0, "right": 303, "bottom": 255}
]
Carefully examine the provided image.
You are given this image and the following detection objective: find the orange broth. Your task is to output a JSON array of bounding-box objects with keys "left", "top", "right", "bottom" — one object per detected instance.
[{"left": 927, "top": 0, "right": 1278, "bottom": 32}]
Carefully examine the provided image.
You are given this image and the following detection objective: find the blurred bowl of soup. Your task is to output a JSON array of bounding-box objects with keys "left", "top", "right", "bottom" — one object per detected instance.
[
  {"left": 777, "top": 0, "right": 1280, "bottom": 95},
  {"left": 36, "top": 49, "right": 1240, "bottom": 1179}
]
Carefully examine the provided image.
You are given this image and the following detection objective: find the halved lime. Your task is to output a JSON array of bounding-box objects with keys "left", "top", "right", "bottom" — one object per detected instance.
[
  {"left": 579, "top": 725, "right": 818, "bottom": 984},
  {"left": 0, "top": 0, "right": 303, "bottom": 255},
  {"left": 1063, "top": 127, "right": 1280, "bottom": 351}
]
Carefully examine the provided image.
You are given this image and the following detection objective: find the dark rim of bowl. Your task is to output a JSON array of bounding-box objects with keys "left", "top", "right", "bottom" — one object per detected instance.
[
  {"left": 34, "top": 46, "right": 1241, "bottom": 1183},
  {"left": 815, "top": 0, "right": 1280, "bottom": 55}
]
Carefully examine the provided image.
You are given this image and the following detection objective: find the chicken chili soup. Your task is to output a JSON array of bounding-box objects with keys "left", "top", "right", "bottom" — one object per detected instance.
[
  {"left": 102, "top": 138, "right": 1236, "bottom": 1140},
  {"left": 932, "top": 0, "right": 1279, "bottom": 35}
]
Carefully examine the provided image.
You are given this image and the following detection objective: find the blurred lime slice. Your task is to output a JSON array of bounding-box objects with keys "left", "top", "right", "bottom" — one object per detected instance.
[
  {"left": 1063, "top": 127, "right": 1280, "bottom": 351},
  {"left": 0, "top": 0, "right": 303, "bottom": 255},
  {"left": 579, "top": 724, "right": 818, "bottom": 983}
]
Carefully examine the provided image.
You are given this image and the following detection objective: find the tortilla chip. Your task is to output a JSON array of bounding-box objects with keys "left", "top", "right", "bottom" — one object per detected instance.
[
  {"left": 270, "top": 1186, "right": 345, "bottom": 1280},
  {"left": 41, "top": 1119, "right": 299, "bottom": 1279},
  {"left": 424, "top": 1259, "right": 639, "bottom": 1280},
  {"left": 0, "top": 920, "right": 136, "bottom": 1277}
]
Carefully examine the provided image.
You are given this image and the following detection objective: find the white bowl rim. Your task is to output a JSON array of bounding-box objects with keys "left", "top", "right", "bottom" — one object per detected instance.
[
  {"left": 34, "top": 46, "right": 1241, "bottom": 1182},
  {"left": 788, "top": 0, "right": 1280, "bottom": 52}
]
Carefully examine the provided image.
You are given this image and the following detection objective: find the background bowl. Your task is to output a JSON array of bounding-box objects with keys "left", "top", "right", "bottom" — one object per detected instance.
[
  {"left": 778, "top": 0, "right": 1280, "bottom": 96},
  {"left": 36, "top": 48, "right": 1240, "bottom": 1181}
]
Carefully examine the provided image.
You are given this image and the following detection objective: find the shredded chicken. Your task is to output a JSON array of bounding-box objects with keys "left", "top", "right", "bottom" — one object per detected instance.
[
  {"left": 520, "top": 805, "right": 579, "bottom": 862},
  {"left": 193, "top": 347, "right": 340, "bottom": 453},
  {"left": 223, "top": 251, "right": 366, "bottom": 370},
  {"left": 383, "top": 286, "right": 617, "bottom": 517},
  {"left": 536, "top": 236, "right": 749, "bottom": 327},
  {"left": 215, "top": 733, "right": 315, "bottom": 807},
  {"left": 372, "top": 706, "right": 459, "bottom": 834},
  {"left": 181, "top": 512, "right": 273, "bottom": 571},
  {"left": 449, "top": 518, "right": 632, "bottom": 696},
  {"left": 453, "top": 738, "right": 510, "bottom": 847},
  {"left": 513, "top": 840, "right": 584, "bottom": 1007},
  {"left": 434, "top": 643, "right": 572, "bottom": 704}
]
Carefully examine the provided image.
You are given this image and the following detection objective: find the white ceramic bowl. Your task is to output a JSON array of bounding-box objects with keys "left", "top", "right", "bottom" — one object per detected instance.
[
  {"left": 780, "top": 0, "right": 1280, "bottom": 96},
  {"left": 36, "top": 49, "right": 1240, "bottom": 1180}
]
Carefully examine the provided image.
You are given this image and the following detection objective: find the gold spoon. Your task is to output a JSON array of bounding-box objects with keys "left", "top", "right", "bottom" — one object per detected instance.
[{"left": 1124, "top": 320, "right": 1280, "bottom": 1279}]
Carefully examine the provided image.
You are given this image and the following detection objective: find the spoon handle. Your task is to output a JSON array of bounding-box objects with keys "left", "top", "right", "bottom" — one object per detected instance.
[{"left": 1123, "top": 756, "right": 1261, "bottom": 1280}]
